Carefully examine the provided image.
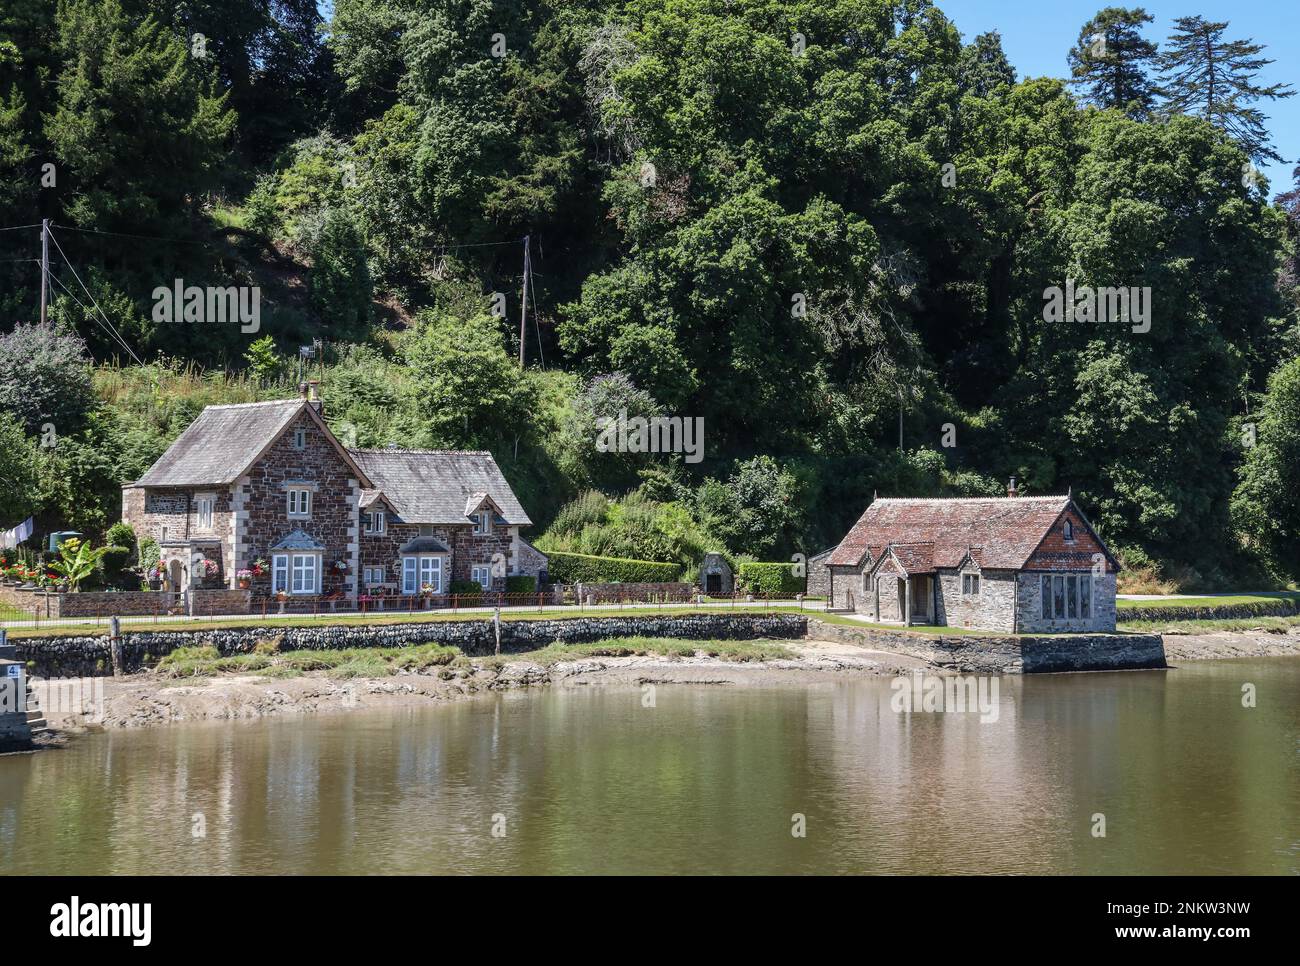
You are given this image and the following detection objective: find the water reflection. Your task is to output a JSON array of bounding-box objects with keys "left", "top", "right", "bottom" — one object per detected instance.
[{"left": 1, "top": 660, "right": 1296, "bottom": 874}]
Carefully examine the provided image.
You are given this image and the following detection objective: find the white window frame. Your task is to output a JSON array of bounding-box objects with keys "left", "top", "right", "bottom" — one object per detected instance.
[
  {"left": 272, "top": 552, "right": 320, "bottom": 595},
  {"left": 196, "top": 496, "right": 214, "bottom": 529},
  {"left": 287, "top": 487, "right": 312, "bottom": 518},
  {"left": 364, "top": 510, "right": 386, "bottom": 534},
  {"left": 471, "top": 564, "right": 492, "bottom": 588},
  {"left": 472, "top": 511, "right": 489, "bottom": 535},
  {"left": 402, "top": 555, "right": 443, "bottom": 594}
]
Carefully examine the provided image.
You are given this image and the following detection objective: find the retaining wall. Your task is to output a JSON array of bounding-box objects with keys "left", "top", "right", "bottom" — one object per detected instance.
[
  {"left": 812, "top": 621, "right": 1165, "bottom": 673},
  {"left": 12, "top": 613, "right": 809, "bottom": 678}
]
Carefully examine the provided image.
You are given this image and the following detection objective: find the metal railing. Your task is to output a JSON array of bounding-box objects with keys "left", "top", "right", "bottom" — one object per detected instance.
[{"left": 0, "top": 587, "right": 821, "bottom": 632}]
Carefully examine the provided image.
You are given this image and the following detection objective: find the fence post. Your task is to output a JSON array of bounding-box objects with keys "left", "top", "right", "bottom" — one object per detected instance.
[{"left": 108, "top": 616, "right": 123, "bottom": 677}]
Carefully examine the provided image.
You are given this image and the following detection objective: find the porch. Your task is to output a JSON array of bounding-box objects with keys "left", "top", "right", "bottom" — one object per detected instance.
[{"left": 875, "top": 572, "right": 936, "bottom": 626}]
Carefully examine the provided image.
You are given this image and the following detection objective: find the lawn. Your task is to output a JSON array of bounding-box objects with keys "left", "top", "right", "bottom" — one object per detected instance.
[{"left": 1116, "top": 592, "right": 1300, "bottom": 610}]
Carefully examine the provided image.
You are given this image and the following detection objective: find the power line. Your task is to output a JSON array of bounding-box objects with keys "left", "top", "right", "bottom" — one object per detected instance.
[{"left": 45, "top": 227, "right": 144, "bottom": 365}]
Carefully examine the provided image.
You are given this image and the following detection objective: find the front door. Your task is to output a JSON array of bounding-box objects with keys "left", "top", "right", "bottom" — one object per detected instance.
[
  {"left": 706, "top": 573, "right": 721, "bottom": 594},
  {"left": 910, "top": 576, "right": 931, "bottom": 622}
]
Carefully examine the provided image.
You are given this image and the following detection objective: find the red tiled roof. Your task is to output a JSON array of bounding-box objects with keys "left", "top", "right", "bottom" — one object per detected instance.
[
  {"left": 886, "top": 543, "right": 935, "bottom": 574},
  {"left": 828, "top": 496, "right": 1071, "bottom": 570}
]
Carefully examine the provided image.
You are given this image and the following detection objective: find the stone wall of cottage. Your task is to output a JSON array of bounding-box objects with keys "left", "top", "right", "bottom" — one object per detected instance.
[
  {"left": 359, "top": 521, "right": 514, "bottom": 591},
  {"left": 805, "top": 554, "right": 832, "bottom": 598},
  {"left": 515, "top": 538, "right": 549, "bottom": 580},
  {"left": 121, "top": 485, "right": 234, "bottom": 586},
  {"left": 1024, "top": 507, "right": 1116, "bottom": 572},
  {"left": 934, "top": 568, "right": 1017, "bottom": 632},
  {"left": 237, "top": 410, "right": 360, "bottom": 598},
  {"left": 828, "top": 564, "right": 863, "bottom": 611},
  {"left": 1015, "top": 571, "right": 1117, "bottom": 633}
]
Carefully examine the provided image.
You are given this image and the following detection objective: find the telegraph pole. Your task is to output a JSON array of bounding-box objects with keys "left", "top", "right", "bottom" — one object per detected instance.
[
  {"left": 518, "top": 234, "right": 530, "bottom": 368},
  {"left": 39, "top": 218, "right": 49, "bottom": 326}
]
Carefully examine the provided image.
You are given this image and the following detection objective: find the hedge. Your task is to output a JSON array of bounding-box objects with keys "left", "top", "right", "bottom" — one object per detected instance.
[
  {"left": 505, "top": 575, "right": 537, "bottom": 593},
  {"left": 736, "top": 561, "right": 804, "bottom": 596},
  {"left": 546, "top": 551, "right": 683, "bottom": 584}
]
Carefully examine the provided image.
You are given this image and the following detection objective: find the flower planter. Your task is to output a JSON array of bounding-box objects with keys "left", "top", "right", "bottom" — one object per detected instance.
[{"left": 238, "top": 579, "right": 251, "bottom": 589}]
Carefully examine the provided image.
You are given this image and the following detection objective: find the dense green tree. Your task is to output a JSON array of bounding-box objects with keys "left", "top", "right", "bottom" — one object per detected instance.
[
  {"left": 0, "top": 322, "right": 94, "bottom": 434},
  {"left": 958, "top": 30, "right": 1016, "bottom": 98},
  {"left": 0, "top": 411, "right": 38, "bottom": 525},
  {"left": 1232, "top": 358, "right": 1300, "bottom": 579},
  {"left": 1159, "top": 15, "right": 1294, "bottom": 163},
  {"left": 1067, "top": 8, "right": 1160, "bottom": 118},
  {"left": 310, "top": 208, "right": 373, "bottom": 336}
]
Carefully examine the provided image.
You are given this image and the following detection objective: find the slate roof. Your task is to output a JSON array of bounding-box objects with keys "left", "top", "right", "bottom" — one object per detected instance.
[
  {"left": 829, "top": 496, "right": 1071, "bottom": 570},
  {"left": 349, "top": 449, "right": 532, "bottom": 526},
  {"left": 133, "top": 400, "right": 310, "bottom": 487}
]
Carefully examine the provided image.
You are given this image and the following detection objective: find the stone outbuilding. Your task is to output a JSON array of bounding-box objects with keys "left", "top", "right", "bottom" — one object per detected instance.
[
  {"left": 804, "top": 547, "right": 834, "bottom": 598},
  {"left": 698, "top": 552, "right": 734, "bottom": 595},
  {"left": 826, "top": 483, "right": 1120, "bottom": 633}
]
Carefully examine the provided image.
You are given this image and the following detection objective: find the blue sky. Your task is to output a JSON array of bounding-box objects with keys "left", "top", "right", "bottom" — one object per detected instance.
[{"left": 945, "top": 1, "right": 1299, "bottom": 192}]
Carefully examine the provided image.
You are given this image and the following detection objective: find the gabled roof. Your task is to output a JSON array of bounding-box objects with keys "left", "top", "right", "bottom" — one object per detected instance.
[
  {"left": 829, "top": 496, "right": 1073, "bottom": 570},
  {"left": 884, "top": 543, "right": 935, "bottom": 575},
  {"left": 349, "top": 449, "right": 532, "bottom": 526},
  {"left": 132, "top": 399, "right": 372, "bottom": 488},
  {"left": 271, "top": 529, "right": 324, "bottom": 551}
]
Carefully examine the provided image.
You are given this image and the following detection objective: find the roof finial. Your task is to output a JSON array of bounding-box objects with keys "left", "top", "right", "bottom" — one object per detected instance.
[
  {"left": 1007, "top": 476, "right": 1018, "bottom": 498},
  {"left": 873, "top": 489, "right": 878, "bottom": 502},
  {"left": 1067, "top": 484, "right": 1072, "bottom": 498}
]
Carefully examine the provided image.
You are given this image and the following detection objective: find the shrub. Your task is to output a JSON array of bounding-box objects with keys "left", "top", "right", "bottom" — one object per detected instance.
[
  {"left": 106, "top": 522, "right": 137, "bottom": 550},
  {"left": 736, "top": 561, "right": 804, "bottom": 596},
  {"left": 505, "top": 575, "right": 537, "bottom": 593},
  {"left": 100, "top": 545, "right": 133, "bottom": 586},
  {"left": 546, "top": 551, "right": 683, "bottom": 584},
  {"left": 138, "top": 537, "right": 160, "bottom": 583},
  {"left": 450, "top": 579, "right": 483, "bottom": 594}
]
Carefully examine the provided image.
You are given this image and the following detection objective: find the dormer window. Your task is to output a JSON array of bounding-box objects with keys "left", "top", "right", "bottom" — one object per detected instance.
[
  {"left": 293, "top": 428, "right": 306, "bottom": 450},
  {"left": 472, "top": 511, "right": 489, "bottom": 535},
  {"left": 1063, "top": 520, "right": 1075, "bottom": 543},
  {"left": 364, "top": 510, "right": 386, "bottom": 535}
]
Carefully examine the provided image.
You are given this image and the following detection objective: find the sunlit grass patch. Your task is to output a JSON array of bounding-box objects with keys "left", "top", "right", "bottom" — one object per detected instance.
[
  {"left": 153, "top": 642, "right": 462, "bottom": 679},
  {"left": 508, "top": 636, "right": 796, "bottom": 666}
]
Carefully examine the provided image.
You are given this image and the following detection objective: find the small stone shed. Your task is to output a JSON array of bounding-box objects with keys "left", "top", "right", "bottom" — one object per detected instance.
[{"left": 698, "top": 552, "right": 734, "bottom": 595}]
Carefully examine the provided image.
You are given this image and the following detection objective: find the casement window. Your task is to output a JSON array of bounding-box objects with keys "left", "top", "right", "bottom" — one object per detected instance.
[
  {"left": 1063, "top": 520, "right": 1075, "bottom": 543},
  {"left": 1041, "top": 573, "right": 1093, "bottom": 620},
  {"left": 402, "top": 555, "right": 443, "bottom": 594},
  {"left": 364, "top": 510, "right": 386, "bottom": 534},
  {"left": 161, "top": 526, "right": 169, "bottom": 543},
  {"left": 196, "top": 496, "right": 214, "bottom": 529},
  {"left": 293, "top": 428, "right": 307, "bottom": 450},
  {"left": 471, "top": 564, "right": 492, "bottom": 588},
  {"left": 472, "top": 511, "right": 489, "bottom": 535},
  {"left": 961, "top": 573, "right": 981, "bottom": 596},
  {"left": 364, "top": 566, "right": 386, "bottom": 586},
  {"left": 287, "top": 487, "right": 311, "bottom": 518},
  {"left": 272, "top": 553, "right": 319, "bottom": 594}
]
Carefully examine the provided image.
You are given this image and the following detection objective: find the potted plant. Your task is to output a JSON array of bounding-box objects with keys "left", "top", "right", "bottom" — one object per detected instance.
[
  {"left": 236, "top": 568, "right": 253, "bottom": 589},
  {"left": 251, "top": 558, "right": 268, "bottom": 577}
]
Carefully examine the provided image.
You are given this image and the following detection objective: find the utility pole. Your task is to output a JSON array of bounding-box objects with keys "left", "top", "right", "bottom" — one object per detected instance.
[
  {"left": 39, "top": 218, "right": 49, "bottom": 326},
  {"left": 518, "top": 234, "right": 530, "bottom": 368}
]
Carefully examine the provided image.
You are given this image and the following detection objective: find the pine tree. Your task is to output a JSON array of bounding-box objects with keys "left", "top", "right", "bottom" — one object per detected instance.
[
  {"left": 1067, "top": 7, "right": 1161, "bottom": 118},
  {"left": 1159, "top": 16, "right": 1294, "bottom": 163},
  {"left": 958, "top": 31, "right": 1017, "bottom": 98}
]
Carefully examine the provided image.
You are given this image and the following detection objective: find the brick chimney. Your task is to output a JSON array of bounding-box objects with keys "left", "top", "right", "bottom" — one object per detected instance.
[
  {"left": 299, "top": 379, "right": 323, "bottom": 413},
  {"left": 1007, "top": 476, "right": 1018, "bottom": 498}
]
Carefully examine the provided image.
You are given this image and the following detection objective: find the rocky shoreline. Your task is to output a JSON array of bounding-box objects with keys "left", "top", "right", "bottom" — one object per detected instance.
[{"left": 33, "top": 629, "right": 1300, "bottom": 733}]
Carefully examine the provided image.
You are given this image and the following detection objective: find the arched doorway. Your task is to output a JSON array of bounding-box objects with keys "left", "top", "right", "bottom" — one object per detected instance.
[{"left": 167, "top": 559, "right": 184, "bottom": 592}]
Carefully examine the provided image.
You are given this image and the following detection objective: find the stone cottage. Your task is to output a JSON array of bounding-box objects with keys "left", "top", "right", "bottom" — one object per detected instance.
[
  {"left": 121, "top": 386, "right": 546, "bottom": 601},
  {"left": 825, "top": 483, "right": 1120, "bottom": 633}
]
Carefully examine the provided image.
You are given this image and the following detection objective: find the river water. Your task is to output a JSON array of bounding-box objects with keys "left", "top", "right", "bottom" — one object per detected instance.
[{"left": 2, "top": 659, "right": 1297, "bottom": 874}]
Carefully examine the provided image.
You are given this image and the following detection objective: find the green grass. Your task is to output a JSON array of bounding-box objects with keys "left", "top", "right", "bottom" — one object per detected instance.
[
  {"left": 154, "top": 642, "right": 462, "bottom": 679},
  {"left": 149, "top": 635, "right": 796, "bottom": 679},
  {"left": 3, "top": 603, "right": 812, "bottom": 639},
  {"left": 503, "top": 636, "right": 797, "bottom": 666},
  {"left": 0, "top": 600, "right": 28, "bottom": 622},
  {"left": 1119, "top": 614, "right": 1300, "bottom": 634},
  {"left": 1116, "top": 592, "right": 1300, "bottom": 610}
]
